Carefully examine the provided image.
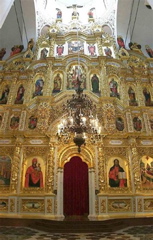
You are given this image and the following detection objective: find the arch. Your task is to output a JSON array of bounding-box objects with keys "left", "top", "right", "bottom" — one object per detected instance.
[
  {"left": 58, "top": 144, "right": 94, "bottom": 168},
  {"left": 56, "top": 144, "right": 96, "bottom": 220},
  {"left": 63, "top": 156, "right": 89, "bottom": 217}
]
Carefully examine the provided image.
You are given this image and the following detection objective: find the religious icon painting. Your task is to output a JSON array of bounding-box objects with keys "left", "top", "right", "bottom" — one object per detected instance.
[
  {"left": 88, "top": 44, "right": 96, "bottom": 56},
  {"left": 109, "top": 77, "right": 120, "bottom": 99},
  {"left": 102, "top": 46, "right": 114, "bottom": 58},
  {"left": 143, "top": 87, "right": 153, "bottom": 106},
  {"left": 68, "top": 41, "right": 84, "bottom": 54},
  {"left": 149, "top": 115, "right": 153, "bottom": 130},
  {"left": 10, "top": 115, "right": 20, "bottom": 130},
  {"left": 133, "top": 116, "right": 142, "bottom": 131},
  {"left": 108, "top": 158, "right": 128, "bottom": 188},
  {"left": 0, "top": 114, "right": 3, "bottom": 128},
  {"left": 33, "top": 78, "right": 44, "bottom": 98},
  {"left": 14, "top": 84, "right": 25, "bottom": 104},
  {"left": 39, "top": 47, "right": 49, "bottom": 60},
  {"left": 67, "top": 65, "right": 86, "bottom": 90},
  {"left": 56, "top": 45, "right": 64, "bottom": 56},
  {"left": 28, "top": 115, "right": 37, "bottom": 129},
  {"left": 128, "top": 86, "right": 138, "bottom": 106},
  {"left": 0, "top": 156, "right": 11, "bottom": 186},
  {"left": 0, "top": 85, "right": 10, "bottom": 104},
  {"left": 140, "top": 156, "right": 153, "bottom": 189},
  {"left": 24, "top": 156, "right": 44, "bottom": 188},
  {"left": 116, "top": 117, "right": 124, "bottom": 131},
  {"left": 52, "top": 73, "right": 62, "bottom": 93},
  {"left": 91, "top": 73, "right": 100, "bottom": 93}
]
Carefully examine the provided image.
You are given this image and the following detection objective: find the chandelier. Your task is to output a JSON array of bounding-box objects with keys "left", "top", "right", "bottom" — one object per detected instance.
[{"left": 57, "top": 77, "right": 102, "bottom": 152}]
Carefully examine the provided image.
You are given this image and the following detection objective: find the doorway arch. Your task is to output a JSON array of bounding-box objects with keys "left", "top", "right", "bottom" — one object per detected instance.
[
  {"left": 56, "top": 145, "right": 96, "bottom": 220},
  {"left": 64, "top": 156, "right": 89, "bottom": 217}
]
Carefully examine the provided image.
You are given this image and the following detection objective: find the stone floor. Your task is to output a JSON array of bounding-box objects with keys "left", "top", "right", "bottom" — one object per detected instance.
[{"left": 0, "top": 225, "right": 153, "bottom": 240}]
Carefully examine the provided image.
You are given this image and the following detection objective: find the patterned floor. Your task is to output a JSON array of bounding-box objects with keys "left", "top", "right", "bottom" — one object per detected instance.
[{"left": 0, "top": 225, "right": 153, "bottom": 240}]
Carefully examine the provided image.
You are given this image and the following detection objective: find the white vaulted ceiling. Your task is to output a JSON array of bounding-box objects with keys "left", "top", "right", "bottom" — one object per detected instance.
[{"left": 0, "top": 0, "right": 153, "bottom": 59}]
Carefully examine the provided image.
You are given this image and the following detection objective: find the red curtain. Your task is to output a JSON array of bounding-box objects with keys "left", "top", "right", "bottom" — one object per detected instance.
[{"left": 64, "top": 156, "right": 89, "bottom": 216}]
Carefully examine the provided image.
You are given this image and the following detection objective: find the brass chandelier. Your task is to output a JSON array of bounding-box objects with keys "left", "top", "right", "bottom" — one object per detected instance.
[{"left": 57, "top": 77, "right": 101, "bottom": 152}]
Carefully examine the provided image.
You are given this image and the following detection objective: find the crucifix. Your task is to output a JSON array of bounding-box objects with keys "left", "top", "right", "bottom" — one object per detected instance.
[{"left": 67, "top": 4, "right": 83, "bottom": 19}]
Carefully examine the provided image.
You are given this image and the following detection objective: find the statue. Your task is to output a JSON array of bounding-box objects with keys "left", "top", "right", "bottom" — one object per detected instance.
[
  {"left": 67, "top": 4, "right": 83, "bottom": 20},
  {"left": 88, "top": 8, "right": 95, "bottom": 19},
  {"left": 10, "top": 45, "right": 24, "bottom": 56},
  {"left": 128, "top": 42, "right": 142, "bottom": 53},
  {"left": 27, "top": 38, "right": 34, "bottom": 50},
  {"left": 145, "top": 45, "right": 153, "bottom": 58},
  {"left": 56, "top": 8, "right": 62, "bottom": 19},
  {"left": 0, "top": 48, "right": 6, "bottom": 60}
]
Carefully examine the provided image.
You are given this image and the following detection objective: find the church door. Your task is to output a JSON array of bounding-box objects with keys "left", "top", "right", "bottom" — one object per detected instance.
[{"left": 63, "top": 156, "right": 89, "bottom": 217}]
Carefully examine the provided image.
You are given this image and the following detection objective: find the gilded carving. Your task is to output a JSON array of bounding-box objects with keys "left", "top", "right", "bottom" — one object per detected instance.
[
  {"left": 130, "top": 139, "right": 141, "bottom": 192},
  {"left": 46, "top": 141, "right": 55, "bottom": 193},
  {"left": 0, "top": 199, "right": 8, "bottom": 211},
  {"left": 47, "top": 199, "right": 53, "bottom": 213},
  {"left": 11, "top": 139, "right": 22, "bottom": 193},
  {"left": 37, "top": 103, "right": 50, "bottom": 132},
  {"left": 98, "top": 147, "right": 105, "bottom": 192},
  {"left": 10, "top": 198, "right": 15, "bottom": 212},
  {"left": 108, "top": 199, "right": 131, "bottom": 212},
  {"left": 100, "top": 199, "right": 106, "bottom": 213},
  {"left": 21, "top": 199, "right": 44, "bottom": 212},
  {"left": 137, "top": 198, "right": 143, "bottom": 212},
  {"left": 144, "top": 199, "right": 153, "bottom": 211}
]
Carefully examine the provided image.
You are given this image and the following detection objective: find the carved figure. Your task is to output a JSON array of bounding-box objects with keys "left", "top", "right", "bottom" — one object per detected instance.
[
  {"left": 117, "top": 36, "right": 125, "bottom": 49},
  {"left": 27, "top": 38, "right": 34, "bottom": 50},
  {"left": 88, "top": 8, "right": 95, "bottom": 18},
  {"left": 145, "top": 45, "right": 153, "bottom": 58},
  {"left": 56, "top": 8, "right": 62, "bottom": 19},
  {"left": 0, "top": 48, "right": 6, "bottom": 60},
  {"left": 128, "top": 42, "right": 142, "bottom": 52},
  {"left": 10, "top": 45, "right": 24, "bottom": 56}
]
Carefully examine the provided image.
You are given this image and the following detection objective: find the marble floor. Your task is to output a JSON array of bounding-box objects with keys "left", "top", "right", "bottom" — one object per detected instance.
[{"left": 0, "top": 225, "right": 153, "bottom": 240}]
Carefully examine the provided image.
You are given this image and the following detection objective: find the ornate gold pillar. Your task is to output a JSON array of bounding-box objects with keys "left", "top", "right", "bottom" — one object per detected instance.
[
  {"left": 46, "top": 140, "right": 55, "bottom": 193},
  {"left": 98, "top": 143, "right": 106, "bottom": 193},
  {"left": 11, "top": 137, "right": 23, "bottom": 193},
  {"left": 129, "top": 138, "right": 141, "bottom": 193}
]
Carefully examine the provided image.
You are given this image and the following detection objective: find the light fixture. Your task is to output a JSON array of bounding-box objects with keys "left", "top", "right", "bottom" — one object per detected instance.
[{"left": 57, "top": 76, "right": 102, "bottom": 152}]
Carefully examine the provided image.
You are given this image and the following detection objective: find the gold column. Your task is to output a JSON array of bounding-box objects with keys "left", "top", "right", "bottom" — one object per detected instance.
[
  {"left": 129, "top": 138, "right": 141, "bottom": 192},
  {"left": 98, "top": 143, "right": 106, "bottom": 192},
  {"left": 46, "top": 140, "right": 55, "bottom": 193},
  {"left": 11, "top": 137, "right": 23, "bottom": 193}
]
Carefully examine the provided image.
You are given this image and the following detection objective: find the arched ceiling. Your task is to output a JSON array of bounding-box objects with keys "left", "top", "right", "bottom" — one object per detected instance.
[{"left": 0, "top": 0, "right": 153, "bottom": 59}]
